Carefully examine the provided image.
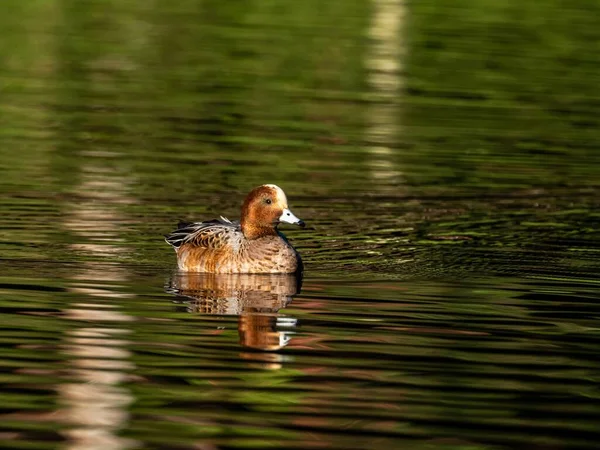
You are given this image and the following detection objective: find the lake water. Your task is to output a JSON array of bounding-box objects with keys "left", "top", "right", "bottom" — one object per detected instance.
[{"left": 1, "top": 1, "right": 599, "bottom": 449}]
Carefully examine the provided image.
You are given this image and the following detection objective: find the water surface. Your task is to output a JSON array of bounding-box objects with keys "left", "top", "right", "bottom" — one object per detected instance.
[{"left": 1, "top": 1, "right": 599, "bottom": 449}]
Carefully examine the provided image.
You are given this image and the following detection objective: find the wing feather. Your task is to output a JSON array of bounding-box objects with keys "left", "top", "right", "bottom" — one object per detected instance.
[{"left": 165, "top": 218, "right": 240, "bottom": 249}]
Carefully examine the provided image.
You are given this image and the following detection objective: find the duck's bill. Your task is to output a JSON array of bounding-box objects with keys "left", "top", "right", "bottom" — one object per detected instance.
[{"left": 280, "top": 208, "right": 305, "bottom": 227}]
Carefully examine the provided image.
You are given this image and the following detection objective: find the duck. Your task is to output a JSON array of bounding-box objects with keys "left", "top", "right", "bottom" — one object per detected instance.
[{"left": 165, "top": 184, "right": 304, "bottom": 273}]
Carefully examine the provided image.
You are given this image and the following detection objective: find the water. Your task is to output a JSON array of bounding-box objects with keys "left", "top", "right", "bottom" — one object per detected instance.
[{"left": 1, "top": 0, "right": 600, "bottom": 449}]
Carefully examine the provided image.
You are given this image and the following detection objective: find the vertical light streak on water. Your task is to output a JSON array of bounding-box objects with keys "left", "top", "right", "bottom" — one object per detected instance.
[
  {"left": 366, "top": 0, "right": 406, "bottom": 183},
  {"left": 59, "top": 326, "right": 137, "bottom": 450},
  {"left": 60, "top": 162, "right": 139, "bottom": 450}
]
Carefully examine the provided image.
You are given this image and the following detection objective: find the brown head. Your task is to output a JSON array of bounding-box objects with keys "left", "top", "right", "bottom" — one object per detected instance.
[{"left": 240, "top": 184, "right": 305, "bottom": 240}]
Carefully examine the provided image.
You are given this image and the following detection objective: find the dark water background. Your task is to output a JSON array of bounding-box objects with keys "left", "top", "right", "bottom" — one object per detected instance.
[{"left": 1, "top": 1, "right": 599, "bottom": 449}]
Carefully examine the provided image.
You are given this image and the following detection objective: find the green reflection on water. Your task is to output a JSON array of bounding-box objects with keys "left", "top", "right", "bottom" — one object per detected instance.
[{"left": 1, "top": 1, "right": 600, "bottom": 450}]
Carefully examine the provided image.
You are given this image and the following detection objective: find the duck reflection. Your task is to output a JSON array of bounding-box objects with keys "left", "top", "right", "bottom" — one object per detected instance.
[{"left": 166, "top": 272, "right": 301, "bottom": 351}]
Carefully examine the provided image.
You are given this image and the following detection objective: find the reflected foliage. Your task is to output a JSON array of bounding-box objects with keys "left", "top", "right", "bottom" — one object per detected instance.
[{"left": 0, "top": 0, "right": 599, "bottom": 449}]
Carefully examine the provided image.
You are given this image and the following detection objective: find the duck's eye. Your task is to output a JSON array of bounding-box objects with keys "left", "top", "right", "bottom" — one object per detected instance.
[{"left": 265, "top": 198, "right": 272, "bottom": 205}]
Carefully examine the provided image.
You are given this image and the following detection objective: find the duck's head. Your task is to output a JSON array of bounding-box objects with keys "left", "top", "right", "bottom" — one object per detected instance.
[{"left": 240, "top": 184, "right": 305, "bottom": 239}]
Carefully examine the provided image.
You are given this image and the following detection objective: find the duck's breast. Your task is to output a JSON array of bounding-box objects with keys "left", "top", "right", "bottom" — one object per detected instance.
[{"left": 242, "top": 234, "right": 301, "bottom": 274}]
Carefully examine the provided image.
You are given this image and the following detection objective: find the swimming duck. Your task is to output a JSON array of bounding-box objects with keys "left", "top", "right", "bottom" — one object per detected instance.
[{"left": 165, "top": 184, "right": 304, "bottom": 273}]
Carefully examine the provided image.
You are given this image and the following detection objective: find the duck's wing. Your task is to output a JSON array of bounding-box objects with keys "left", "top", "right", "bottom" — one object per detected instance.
[{"left": 165, "top": 217, "right": 241, "bottom": 249}]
